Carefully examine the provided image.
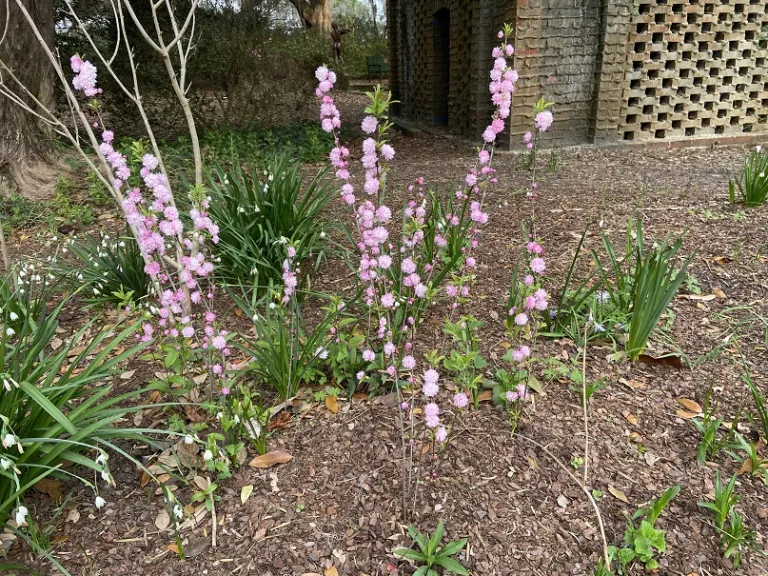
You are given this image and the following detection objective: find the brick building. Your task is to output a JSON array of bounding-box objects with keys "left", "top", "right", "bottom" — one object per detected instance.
[{"left": 386, "top": 0, "right": 768, "bottom": 147}]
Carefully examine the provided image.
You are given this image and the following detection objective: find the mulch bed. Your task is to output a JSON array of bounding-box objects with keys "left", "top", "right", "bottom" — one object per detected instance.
[{"left": 4, "top": 97, "right": 768, "bottom": 575}]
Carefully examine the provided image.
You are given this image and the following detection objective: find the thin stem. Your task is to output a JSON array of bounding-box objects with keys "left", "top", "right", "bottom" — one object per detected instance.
[
  {"left": 582, "top": 319, "right": 589, "bottom": 487},
  {"left": 518, "top": 434, "right": 610, "bottom": 568}
]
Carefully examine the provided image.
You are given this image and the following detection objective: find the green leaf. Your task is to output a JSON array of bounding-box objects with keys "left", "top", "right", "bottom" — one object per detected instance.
[
  {"left": 437, "top": 537, "right": 467, "bottom": 558},
  {"left": 617, "top": 547, "right": 635, "bottom": 566},
  {"left": 434, "top": 556, "right": 469, "bottom": 575},
  {"left": 393, "top": 548, "right": 426, "bottom": 562},
  {"left": 413, "top": 567, "right": 428, "bottom": 576},
  {"left": 427, "top": 520, "right": 445, "bottom": 557}
]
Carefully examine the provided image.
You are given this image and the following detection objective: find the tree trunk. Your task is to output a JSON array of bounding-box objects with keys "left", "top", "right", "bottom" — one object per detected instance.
[
  {"left": 0, "top": 0, "right": 58, "bottom": 198},
  {"left": 289, "top": 0, "right": 332, "bottom": 34},
  {"left": 369, "top": 0, "right": 377, "bottom": 34}
]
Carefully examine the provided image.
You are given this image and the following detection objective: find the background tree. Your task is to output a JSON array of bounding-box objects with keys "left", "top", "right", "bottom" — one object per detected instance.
[
  {"left": 0, "top": 0, "right": 57, "bottom": 197},
  {"left": 288, "top": 0, "right": 331, "bottom": 33}
]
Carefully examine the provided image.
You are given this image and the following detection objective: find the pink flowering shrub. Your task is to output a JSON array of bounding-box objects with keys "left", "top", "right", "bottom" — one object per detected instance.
[
  {"left": 313, "top": 26, "right": 520, "bottom": 508},
  {"left": 67, "top": 56, "right": 232, "bottom": 397}
]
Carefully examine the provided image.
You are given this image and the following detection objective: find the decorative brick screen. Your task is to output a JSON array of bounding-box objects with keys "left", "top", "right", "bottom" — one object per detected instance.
[
  {"left": 620, "top": 0, "right": 768, "bottom": 142},
  {"left": 389, "top": 0, "right": 768, "bottom": 148}
]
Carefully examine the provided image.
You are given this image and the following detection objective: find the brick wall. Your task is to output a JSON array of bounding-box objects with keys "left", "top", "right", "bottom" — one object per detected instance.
[
  {"left": 617, "top": 0, "right": 768, "bottom": 143},
  {"left": 510, "top": 0, "right": 603, "bottom": 146},
  {"left": 388, "top": 0, "right": 768, "bottom": 148}
]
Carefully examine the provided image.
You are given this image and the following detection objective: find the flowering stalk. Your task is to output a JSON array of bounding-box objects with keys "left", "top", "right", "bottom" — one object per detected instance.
[
  {"left": 69, "top": 56, "right": 231, "bottom": 397},
  {"left": 315, "top": 25, "right": 521, "bottom": 514}
]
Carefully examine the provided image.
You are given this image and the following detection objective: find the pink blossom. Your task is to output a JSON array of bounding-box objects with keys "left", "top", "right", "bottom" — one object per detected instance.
[
  {"left": 380, "top": 144, "right": 395, "bottom": 161},
  {"left": 402, "top": 355, "right": 416, "bottom": 370},
  {"left": 524, "top": 274, "right": 535, "bottom": 286},
  {"left": 530, "top": 257, "right": 546, "bottom": 274},
  {"left": 453, "top": 393, "right": 469, "bottom": 409},
  {"left": 424, "top": 402, "right": 440, "bottom": 418},
  {"left": 435, "top": 426, "right": 448, "bottom": 443},
  {"left": 535, "top": 110, "right": 554, "bottom": 132},
  {"left": 515, "top": 313, "right": 528, "bottom": 326},
  {"left": 526, "top": 241, "right": 543, "bottom": 254},
  {"left": 363, "top": 349, "right": 375, "bottom": 362},
  {"left": 523, "top": 131, "right": 532, "bottom": 144},
  {"left": 212, "top": 335, "right": 227, "bottom": 350},
  {"left": 361, "top": 116, "right": 378, "bottom": 134},
  {"left": 426, "top": 414, "right": 441, "bottom": 428},
  {"left": 381, "top": 292, "right": 395, "bottom": 308}
]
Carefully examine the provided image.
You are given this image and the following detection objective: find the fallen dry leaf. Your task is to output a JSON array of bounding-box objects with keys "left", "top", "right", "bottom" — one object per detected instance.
[
  {"left": 713, "top": 255, "right": 732, "bottom": 265},
  {"left": 712, "top": 288, "right": 727, "bottom": 299},
  {"left": 638, "top": 353, "right": 683, "bottom": 369},
  {"left": 676, "top": 410, "right": 700, "bottom": 419},
  {"left": 35, "top": 478, "right": 65, "bottom": 501},
  {"left": 678, "top": 398, "right": 703, "bottom": 413},
  {"left": 478, "top": 390, "right": 493, "bottom": 402},
  {"left": 324, "top": 566, "right": 340, "bottom": 576},
  {"left": 248, "top": 450, "right": 293, "bottom": 469},
  {"left": 620, "top": 378, "right": 646, "bottom": 390},
  {"left": 623, "top": 411, "right": 638, "bottom": 426},
  {"left": 608, "top": 486, "right": 629, "bottom": 504},
  {"left": 325, "top": 395, "right": 339, "bottom": 414},
  {"left": 120, "top": 369, "right": 136, "bottom": 380},
  {"left": 65, "top": 508, "right": 80, "bottom": 524},
  {"left": 678, "top": 294, "right": 716, "bottom": 302},
  {"left": 268, "top": 411, "right": 292, "bottom": 432},
  {"left": 155, "top": 509, "right": 170, "bottom": 531},
  {"left": 240, "top": 485, "right": 254, "bottom": 504},
  {"left": 51, "top": 535, "right": 69, "bottom": 544}
]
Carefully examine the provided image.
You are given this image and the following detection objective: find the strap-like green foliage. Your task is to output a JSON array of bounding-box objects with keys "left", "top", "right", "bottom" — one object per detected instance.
[
  {"left": 731, "top": 148, "right": 768, "bottom": 206},
  {"left": 206, "top": 153, "right": 333, "bottom": 285},
  {"left": 0, "top": 280, "right": 154, "bottom": 528}
]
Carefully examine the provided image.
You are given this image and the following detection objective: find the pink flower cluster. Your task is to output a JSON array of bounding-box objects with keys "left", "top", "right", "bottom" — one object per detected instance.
[
  {"left": 316, "top": 66, "right": 340, "bottom": 133},
  {"left": 535, "top": 111, "right": 554, "bottom": 132},
  {"left": 70, "top": 55, "right": 100, "bottom": 97},
  {"left": 421, "top": 369, "right": 447, "bottom": 442},
  {"left": 70, "top": 56, "right": 230, "bottom": 391},
  {"left": 483, "top": 46, "right": 518, "bottom": 143}
]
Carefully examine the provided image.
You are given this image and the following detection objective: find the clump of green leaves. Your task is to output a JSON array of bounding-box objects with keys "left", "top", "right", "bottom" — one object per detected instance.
[
  {"left": 607, "top": 485, "right": 679, "bottom": 573},
  {"left": 206, "top": 153, "right": 333, "bottom": 285},
  {"left": 594, "top": 218, "right": 690, "bottom": 361},
  {"left": 692, "top": 385, "right": 740, "bottom": 465},
  {"left": 63, "top": 232, "right": 149, "bottom": 308},
  {"left": 729, "top": 147, "right": 768, "bottom": 206},
  {"left": 394, "top": 521, "right": 469, "bottom": 576},
  {"left": 442, "top": 316, "right": 487, "bottom": 408},
  {"left": 698, "top": 471, "right": 756, "bottom": 568}
]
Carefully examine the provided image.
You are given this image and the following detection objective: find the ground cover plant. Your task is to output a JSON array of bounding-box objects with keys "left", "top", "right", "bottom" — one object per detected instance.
[{"left": 0, "top": 4, "right": 767, "bottom": 576}]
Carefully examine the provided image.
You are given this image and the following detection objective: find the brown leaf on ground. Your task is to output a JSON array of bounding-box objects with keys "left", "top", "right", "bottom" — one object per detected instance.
[
  {"left": 478, "top": 390, "right": 493, "bottom": 402},
  {"left": 35, "top": 478, "right": 65, "bottom": 501},
  {"left": 608, "top": 486, "right": 629, "bottom": 503},
  {"left": 712, "top": 288, "right": 727, "bottom": 299},
  {"left": 325, "top": 395, "right": 339, "bottom": 413},
  {"left": 324, "top": 567, "right": 339, "bottom": 576},
  {"left": 623, "top": 411, "right": 638, "bottom": 426},
  {"left": 248, "top": 450, "right": 293, "bottom": 469},
  {"left": 268, "top": 411, "right": 292, "bottom": 431},
  {"left": 678, "top": 398, "right": 703, "bottom": 413},
  {"left": 155, "top": 509, "right": 170, "bottom": 531},
  {"left": 675, "top": 410, "right": 700, "bottom": 419},
  {"left": 638, "top": 353, "right": 683, "bottom": 368}
]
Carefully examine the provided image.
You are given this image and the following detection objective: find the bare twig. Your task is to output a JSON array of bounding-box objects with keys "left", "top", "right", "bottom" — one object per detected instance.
[
  {"left": 582, "top": 320, "right": 589, "bottom": 486},
  {"left": 518, "top": 434, "right": 611, "bottom": 568}
]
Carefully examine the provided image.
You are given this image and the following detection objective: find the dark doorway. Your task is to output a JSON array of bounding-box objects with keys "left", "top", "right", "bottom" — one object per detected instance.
[{"left": 432, "top": 8, "right": 450, "bottom": 125}]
